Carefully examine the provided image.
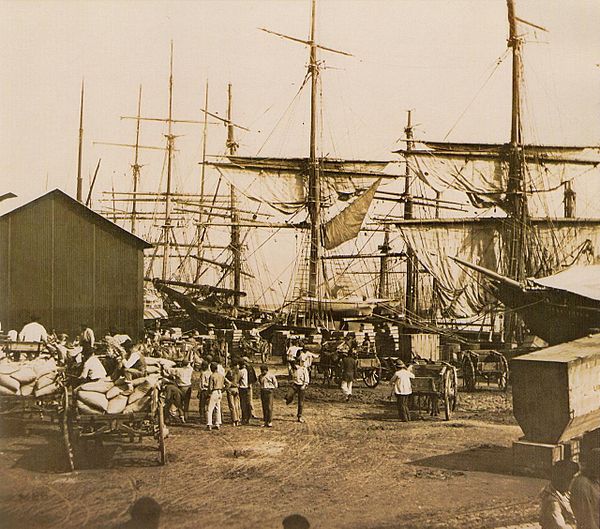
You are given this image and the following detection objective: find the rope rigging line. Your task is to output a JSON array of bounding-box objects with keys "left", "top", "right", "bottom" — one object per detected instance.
[
  {"left": 256, "top": 71, "right": 311, "bottom": 157},
  {"left": 443, "top": 49, "right": 510, "bottom": 141}
]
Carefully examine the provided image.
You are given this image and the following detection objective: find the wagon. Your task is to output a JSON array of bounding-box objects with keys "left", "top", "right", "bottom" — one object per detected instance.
[
  {"left": 0, "top": 342, "right": 66, "bottom": 428},
  {"left": 410, "top": 362, "right": 459, "bottom": 421},
  {"left": 62, "top": 380, "right": 167, "bottom": 471},
  {"left": 461, "top": 350, "right": 509, "bottom": 391},
  {"left": 358, "top": 356, "right": 382, "bottom": 388},
  {"left": 3, "top": 341, "right": 46, "bottom": 361}
]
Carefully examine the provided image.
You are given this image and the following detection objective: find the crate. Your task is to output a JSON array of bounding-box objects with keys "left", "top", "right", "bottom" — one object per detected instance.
[{"left": 513, "top": 439, "right": 563, "bottom": 477}]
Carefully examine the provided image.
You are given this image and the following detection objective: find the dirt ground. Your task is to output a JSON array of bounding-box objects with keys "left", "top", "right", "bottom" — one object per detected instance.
[{"left": 0, "top": 375, "right": 545, "bottom": 529}]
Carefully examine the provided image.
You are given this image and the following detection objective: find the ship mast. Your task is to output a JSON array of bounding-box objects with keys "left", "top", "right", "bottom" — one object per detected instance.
[
  {"left": 162, "top": 41, "right": 175, "bottom": 280},
  {"left": 505, "top": 0, "right": 528, "bottom": 342},
  {"left": 227, "top": 83, "right": 242, "bottom": 307},
  {"left": 197, "top": 80, "right": 209, "bottom": 279},
  {"left": 76, "top": 80, "right": 85, "bottom": 203},
  {"left": 378, "top": 226, "right": 390, "bottom": 299},
  {"left": 403, "top": 110, "right": 418, "bottom": 321},
  {"left": 131, "top": 85, "right": 143, "bottom": 234},
  {"left": 307, "top": 0, "right": 321, "bottom": 303}
]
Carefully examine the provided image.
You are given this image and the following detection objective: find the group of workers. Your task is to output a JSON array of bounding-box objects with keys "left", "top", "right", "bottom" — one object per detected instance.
[
  {"left": 540, "top": 451, "right": 600, "bottom": 529},
  {"left": 288, "top": 333, "right": 415, "bottom": 420},
  {"left": 195, "top": 356, "right": 280, "bottom": 429}
]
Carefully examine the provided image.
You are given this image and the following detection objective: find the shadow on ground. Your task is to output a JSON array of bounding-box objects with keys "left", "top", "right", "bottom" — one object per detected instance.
[{"left": 410, "top": 443, "right": 514, "bottom": 475}]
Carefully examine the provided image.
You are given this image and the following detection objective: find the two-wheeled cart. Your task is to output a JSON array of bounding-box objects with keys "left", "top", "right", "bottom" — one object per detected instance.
[
  {"left": 62, "top": 381, "right": 167, "bottom": 471},
  {"left": 462, "top": 350, "right": 509, "bottom": 391},
  {"left": 410, "top": 362, "right": 459, "bottom": 421}
]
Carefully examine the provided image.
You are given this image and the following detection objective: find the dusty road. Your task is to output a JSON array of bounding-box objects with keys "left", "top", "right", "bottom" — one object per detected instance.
[{"left": 0, "top": 381, "right": 544, "bottom": 529}]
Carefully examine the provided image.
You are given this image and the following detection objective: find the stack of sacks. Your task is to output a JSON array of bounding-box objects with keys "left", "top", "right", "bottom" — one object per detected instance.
[
  {"left": 75, "top": 374, "right": 161, "bottom": 415},
  {"left": 0, "top": 358, "right": 59, "bottom": 397},
  {"left": 145, "top": 357, "right": 175, "bottom": 375}
]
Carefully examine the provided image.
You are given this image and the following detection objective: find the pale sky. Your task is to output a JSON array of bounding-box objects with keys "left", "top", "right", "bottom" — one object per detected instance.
[{"left": 2, "top": 0, "right": 599, "bottom": 210}]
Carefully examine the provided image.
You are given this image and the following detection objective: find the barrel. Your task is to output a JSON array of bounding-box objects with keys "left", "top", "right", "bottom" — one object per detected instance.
[{"left": 511, "top": 333, "right": 600, "bottom": 444}]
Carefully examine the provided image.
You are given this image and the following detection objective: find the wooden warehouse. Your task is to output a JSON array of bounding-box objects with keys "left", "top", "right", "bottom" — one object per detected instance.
[{"left": 0, "top": 189, "right": 151, "bottom": 339}]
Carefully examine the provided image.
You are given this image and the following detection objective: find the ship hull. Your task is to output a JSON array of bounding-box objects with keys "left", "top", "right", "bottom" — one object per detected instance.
[{"left": 495, "top": 284, "right": 600, "bottom": 345}]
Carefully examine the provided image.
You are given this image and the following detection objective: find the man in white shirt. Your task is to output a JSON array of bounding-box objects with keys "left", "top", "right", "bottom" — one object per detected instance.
[
  {"left": 390, "top": 360, "right": 415, "bottom": 422},
  {"left": 258, "top": 364, "right": 278, "bottom": 427},
  {"left": 120, "top": 342, "right": 147, "bottom": 379},
  {"left": 286, "top": 339, "right": 302, "bottom": 378},
  {"left": 285, "top": 361, "right": 309, "bottom": 423},
  {"left": 197, "top": 360, "right": 211, "bottom": 422},
  {"left": 81, "top": 351, "right": 107, "bottom": 381},
  {"left": 19, "top": 316, "right": 48, "bottom": 342},
  {"left": 164, "top": 361, "right": 194, "bottom": 422},
  {"left": 238, "top": 360, "right": 252, "bottom": 425}
]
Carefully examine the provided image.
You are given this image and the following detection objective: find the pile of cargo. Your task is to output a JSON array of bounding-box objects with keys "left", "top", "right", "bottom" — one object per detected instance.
[
  {"left": 0, "top": 358, "right": 60, "bottom": 397},
  {"left": 75, "top": 374, "right": 161, "bottom": 415},
  {"left": 74, "top": 357, "right": 174, "bottom": 416}
]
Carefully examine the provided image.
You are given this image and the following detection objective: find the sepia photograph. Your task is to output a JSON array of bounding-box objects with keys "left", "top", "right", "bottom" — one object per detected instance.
[{"left": 0, "top": 1, "right": 599, "bottom": 528}]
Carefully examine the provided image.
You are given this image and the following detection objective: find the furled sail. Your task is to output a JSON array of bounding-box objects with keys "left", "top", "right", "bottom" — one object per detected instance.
[
  {"left": 392, "top": 142, "right": 600, "bottom": 213},
  {"left": 212, "top": 156, "right": 392, "bottom": 214},
  {"left": 322, "top": 178, "right": 381, "bottom": 250}
]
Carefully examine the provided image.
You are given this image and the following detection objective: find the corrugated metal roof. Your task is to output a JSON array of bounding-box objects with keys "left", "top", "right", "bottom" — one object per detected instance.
[
  {"left": 512, "top": 333, "right": 600, "bottom": 363},
  {"left": 0, "top": 188, "right": 152, "bottom": 249}
]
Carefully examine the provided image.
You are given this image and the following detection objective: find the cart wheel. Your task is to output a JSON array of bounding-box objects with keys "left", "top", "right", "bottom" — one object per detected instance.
[
  {"left": 60, "top": 387, "right": 75, "bottom": 472},
  {"left": 443, "top": 371, "right": 452, "bottom": 421},
  {"left": 362, "top": 368, "right": 380, "bottom": 388},
  {"left": 498, "top": 354, "right": 509, "bottom": 391},
  {"left": 462, "top": 354, "right": 476, "bottom": 392},
  {"left": 451, "top": 367, "right": 459, "bottom": 411},
  {"left": 497, "top": 372, "right": 508, "bottom": 391},
  {"left": 157, "top": 404, "right": 166, "bottom": 466}
]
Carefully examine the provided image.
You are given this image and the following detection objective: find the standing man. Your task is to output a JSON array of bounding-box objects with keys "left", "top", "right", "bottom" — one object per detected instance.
[
  {"left": 361, "top": 334, "right": 373, "bottom": 355},
  {"left": 18, "top": 316, "right": 48, "bottom": 343},
  {"left": 242, "top": 356, "right": 258, "bottom": 418},
  {"left": 390, "top": 360, "right": 414, "bottom": 422},
  {"left": 258, "top": 364, "right": 278, "bottom": 427},
  {"left": 197, "top": 360, "right": 211, "bottom": 423},
  {"left": 285, "top": 360, "right": 309, "bottom": 423},
  {"left": 340, "top": 351, "right": 357, "bottom": 402},
  {"left": 238, "top": 359, "right": 252, "bottom": 425},
  {"left": 286, "top": 339, "right": 302, "bottom": 378},
  {"left": 207, "top": 361, "right": 226, "bottom": 430},
  {"left": 570, "top": 448, "right": 600, "bottom": 529},
  {"left": 79, "top": 323, "right": 95, "bottom": 356}
]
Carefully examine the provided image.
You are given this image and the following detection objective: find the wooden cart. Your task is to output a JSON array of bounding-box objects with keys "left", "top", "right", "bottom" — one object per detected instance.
[
  {"left": 0, "top": 382, "right": 67, "bottom": 430},
  {"left": 358, "top": 356, "right": 383, "bottom": 388},
  {"left": 62, "top": 383, "right": 167, "bottom": 471},
  {"left": 410, "top": 362, "right": 459, "bottom": 421},
  {"left": 0, "top": 343, "right": 65, "bottom": 428},
  {"left": 461, "top": 350, "right": 509, "bottom": 391},
  {"left": 2, "top": 341, "right": 46, "bottom": 361}
]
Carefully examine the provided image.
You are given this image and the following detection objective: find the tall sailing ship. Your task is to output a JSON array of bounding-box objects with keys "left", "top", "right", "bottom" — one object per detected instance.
[
  {"left": 387, "top": 0, "right": 600, "bottom": 345},
  {"left": 93, "top": 0, "right": 600, "bottom": 344}
]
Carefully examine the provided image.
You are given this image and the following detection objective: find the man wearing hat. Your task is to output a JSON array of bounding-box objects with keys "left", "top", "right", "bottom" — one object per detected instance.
[{"left": 390, "top": 360, "right": 414, "bottom": 422}]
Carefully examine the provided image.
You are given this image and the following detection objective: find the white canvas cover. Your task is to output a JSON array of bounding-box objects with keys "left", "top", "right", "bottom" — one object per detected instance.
[{"left": 532, "top": 265, "right": 600, "bottom": 301}]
